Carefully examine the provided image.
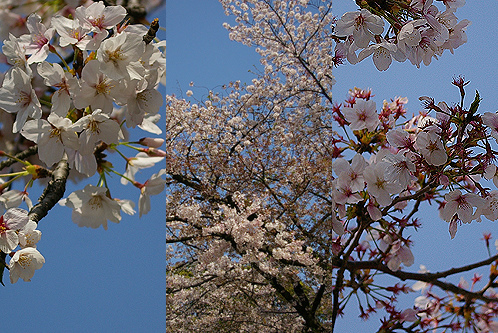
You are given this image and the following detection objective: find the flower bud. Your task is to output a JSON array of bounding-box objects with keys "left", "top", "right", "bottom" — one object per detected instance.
[{"left": 138, "top": 137, "right": 164, "bottom": 148}]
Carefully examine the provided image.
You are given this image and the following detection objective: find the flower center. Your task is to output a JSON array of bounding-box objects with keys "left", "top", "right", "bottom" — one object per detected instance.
[
  {"left": 89, "top": 196, "right": 103, "bottom": 209},
  {"left": 17, "top": 254, "right": 32, "bottom": 269}
]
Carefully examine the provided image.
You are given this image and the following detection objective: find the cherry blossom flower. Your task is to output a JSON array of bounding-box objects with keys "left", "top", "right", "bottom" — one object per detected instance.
[
  {"left": 125, "top": 77, "right": 164, "bottom": 128},
  {"left": 0, "top": 67, "right": 42, "bottom": 133},
  {"left": 415, "top": 130, "right": 447, "bottom": 166},
  {"left": 332, "top": 177, "right": 362, "bottom": 205},
  {"left": 18, "top": 221, "right": 41, "bottom": 249},
  {"left": 9, "top": 247, "right": 45, "bottom": 283},
  {"left": 71, "top": 60, "right": 125, "bottom": 113},
  {"left": 342, "top": 99, "right": 379, "bottom": 131},
  {"left": 475, "top": 190, "right": 498, "bottom": 222},
  {"left": 135, "top": 169, "right": 166, "bottom": 217},
  {"left": 96, "top": 31, "right": 145, "bottom": 81},
  {"left": 439, "top": 189, "right": 486, "bottom": 224},
  {"left": 358, "top": 40, "right": 401, "bottom": 71},
  {"left": 2, "top": 33, "right": 31, "bottom": 74},
  {"left": 59, "top": 184, "right": 122, "bottom": 230},
  {"left": 51, "top": 15, "right": 92, "bottom": 51},
  {"left": 0, "top": 208, "right": 29, "bottom": 253},
  {"left": 332, "top": 154, "right": 367, "bottom": 192},
  {"left": 21, "top": 113, "right": 79, "bottom": 166},
  {"left": 19, "top": 14, "right": 55, "bottom": 64},
  {"left": 382, "top": 153, "right": 416, "bottom": 189},
  {"left": 397, "top": 20, "right": 424, "bottom": 53},
  {"left": 364, "top": 162, "right": 402, "bottom": 206},
  {"left": 379, "top": 236, "right": 414, "bottom": 271},
  {"left": 71, "top": 109, "right": 121, "bottom": 155},
  {"left": 75, "top": 1, "right": 127, "bottom": 32},
  {"left": 482, "top": 112, "right": 498, "bottom": 141},
  {"left": 334, "top": 9, "right": 384, "bottom": 48},
  {"left": 37, "top": 61, "right": 77, "bottom": 117},
  {"left": 121, "top": 152, "right": 165, "bottom": 185},
  {"left": 386, "top": 128, "right": 415, "bottom": 150}
]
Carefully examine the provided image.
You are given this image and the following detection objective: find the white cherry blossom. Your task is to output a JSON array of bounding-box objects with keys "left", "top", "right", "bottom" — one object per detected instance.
[
  {"left": 18, "top": 13, "right": 55, "bottom": 64},
  {"left": 37, "top": 61, "right": 77, "bottom": 117},
  {"left": 0, "top": 67, "right": 42, "bottom": 133},
  {"left": 439, "top": 189, "right": 486, "bottom": 224},
  {"left": 364, "top": 162, "right": 402, "bottom": 206},
  {"left": 71, "top": 109, "right": 121, "bottom": 155},
  {"left": 9, "top": 247, "right": 45, "bottom": 283},
  {"left": 21, "top": 113, "right": 79, "bottom": 166},
  {"left": 96, "top": 32, "right": 145, "bottom": 81},
  {"left": 136, "top": 169, "right": 166, "bottom": 217},
  {"left": 59, "top": 184, "right": 122, "bottom": 230}
]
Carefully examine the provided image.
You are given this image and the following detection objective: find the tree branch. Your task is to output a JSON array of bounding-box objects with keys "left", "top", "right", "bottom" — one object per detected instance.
[
  {"left": 343, "top": 254, "right": 498, "bottom": 303},
  {"left": 28, "top": 157, "right": 69, "bottom": 224},
  {"left": 0, "top": 145, "right": 38, "bottom": 171}
]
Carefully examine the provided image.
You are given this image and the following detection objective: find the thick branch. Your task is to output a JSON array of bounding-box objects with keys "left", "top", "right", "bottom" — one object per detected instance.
[
  {"left": 28, "top": 158, "right": 69, "bottom": 223},
  {"left": 342, "top": 255, "right": 498, "bottom": 303}
]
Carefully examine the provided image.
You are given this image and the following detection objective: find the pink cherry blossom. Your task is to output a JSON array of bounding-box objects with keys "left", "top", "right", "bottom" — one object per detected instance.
[
  {"left": 440, "top": 189, "right": 486, "bottom": 224},
  {"left": 342, "top": 99, "right": 379, "bottom": 131},
  {"left": 334, "top": 9, "right": 384, "bottom": 48},
  {"left": 415, "top": 130, "right": 447, "bottom": 166}
]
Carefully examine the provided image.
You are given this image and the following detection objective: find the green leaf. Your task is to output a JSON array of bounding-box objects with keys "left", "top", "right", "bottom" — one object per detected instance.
[{"left": 468, "top": 90, "right": 481, "bottom": 119}]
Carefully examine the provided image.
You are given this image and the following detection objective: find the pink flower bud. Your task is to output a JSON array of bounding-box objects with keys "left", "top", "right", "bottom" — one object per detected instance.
[
  {"left": 138, "top": 137, "right": 164, "bottom": 148},
  {"left": 141, "top": 148, "right": 166, "bottom": 157},
  {"left": 439, "top": 174, "right": 449, "bottom": 186}
]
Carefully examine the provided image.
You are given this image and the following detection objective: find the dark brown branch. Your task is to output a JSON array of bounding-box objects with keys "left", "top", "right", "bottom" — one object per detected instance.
[
  {"left": 28, "top": 157, "right": 69, "bottom": 224},
  {"left": 342, "top": 254, "right": 498, "bottom": 303}
]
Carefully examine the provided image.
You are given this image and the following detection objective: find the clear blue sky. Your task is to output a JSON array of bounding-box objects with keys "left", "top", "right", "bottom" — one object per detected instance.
[
  {"left": 167, "top": 1, "right": 497, "bottom": 331},
  {"left": 0, "top": 4, "right": 166, "bottom": 333}
]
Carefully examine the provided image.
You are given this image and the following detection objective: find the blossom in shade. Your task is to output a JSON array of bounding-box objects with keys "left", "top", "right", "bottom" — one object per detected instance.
[
  {"left": 0, "top": 208, "right": 29, "bottom": 253},
  {"left": 358, "top": 40, "right": 400, "bottom": 71},
  {"left": 332, "top": 154, "right": 366, "bottom": 192},
  {"left": 382, "top": 153, "right": 416, "bottom": 189},
  {"left": 439, "top": 189, "right": 486, "bottom": 224},
  {"left": 364, "top": 162, "right": 402, "bottom": 206},
  {"left": 0, "top": 67, "right": 42, "bottom": 133},
  {"left": 482, "top": 112, "right": 498, "bottom": 141},
  {"left": 334, "top": 9, "right": 384, "bottom": 48},
  {"left": 415, "top": 130, "right": 447, "bottom": 166}
]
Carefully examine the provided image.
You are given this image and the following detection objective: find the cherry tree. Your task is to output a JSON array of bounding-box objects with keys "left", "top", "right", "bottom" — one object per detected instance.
[
  {"left": 167, "top": 0, "right": 498, "bottom": 332},
  {"left": 0, "top": 0, "right": 165, "bottom": 288}
]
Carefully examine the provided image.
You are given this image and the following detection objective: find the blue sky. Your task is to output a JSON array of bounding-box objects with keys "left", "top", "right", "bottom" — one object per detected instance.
[
  {"left": 0, "top": 4, "right": 166, "bottom": 333},
  {"left": 167, "top": 1, "right": 497, "bottom": 331}
]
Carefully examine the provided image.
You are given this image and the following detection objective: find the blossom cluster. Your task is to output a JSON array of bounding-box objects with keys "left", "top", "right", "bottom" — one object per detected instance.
[
  {"left": 333, "top": 0, "right": 470, "bottom": 70},
  {"left": 331, "top": 81, "right": 498, "bottom": 328},
  {"left": 0, "top": 208, "right": 44, "bottom": 284},
  {"left": 0, "top": 1, "right": 165, "bottom": 283}
]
